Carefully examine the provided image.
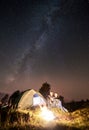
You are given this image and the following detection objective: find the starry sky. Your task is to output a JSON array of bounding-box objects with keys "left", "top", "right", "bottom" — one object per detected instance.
[{"left": 0, "top": 0, "right": 89, "bottom": 101}]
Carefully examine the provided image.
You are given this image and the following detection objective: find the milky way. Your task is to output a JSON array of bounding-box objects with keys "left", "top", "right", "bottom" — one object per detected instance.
[{"left": 0, "top": 0, "right": 89, "bottom": 101}]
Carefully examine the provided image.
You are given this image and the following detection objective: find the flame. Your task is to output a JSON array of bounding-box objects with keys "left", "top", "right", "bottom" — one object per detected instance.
[{"left": 39, "top": 106, "right": 55, "bottom": 121}]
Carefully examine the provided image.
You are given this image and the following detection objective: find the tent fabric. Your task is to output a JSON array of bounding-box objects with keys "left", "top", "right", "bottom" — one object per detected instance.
[
  {"left": 17, "top": 89, "right": 46, "bottom": 110},
  {"left": 33, "top": 94, "right": 46, "bottom": 106}
]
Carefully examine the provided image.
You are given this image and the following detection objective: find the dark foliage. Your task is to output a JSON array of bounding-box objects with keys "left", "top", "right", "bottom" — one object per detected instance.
[
  {"left": 65, "top": 100, "right": 89, "bottom": 112},
  {"left": 39, "top": 82, "right": 51, "bottom": 99},
  {"left": 1, "top": 94, "right": 9, "bottom": 105},
  {"left": 8, "top": 90, "right": 20, "bottom": 107}
]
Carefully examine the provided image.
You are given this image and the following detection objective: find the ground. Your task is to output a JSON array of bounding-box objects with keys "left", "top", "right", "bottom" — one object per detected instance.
[{"left": 0, "top": 106, "right": 89, "bottom": 130}]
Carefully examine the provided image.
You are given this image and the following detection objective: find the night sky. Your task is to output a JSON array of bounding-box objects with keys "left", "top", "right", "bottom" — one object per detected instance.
[{"left": 0, "top": 0, "right": 89, "bottom": 101}]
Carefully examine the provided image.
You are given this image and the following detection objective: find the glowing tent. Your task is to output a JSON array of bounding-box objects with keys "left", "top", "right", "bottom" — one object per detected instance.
[{"left": 17, "top": 89, "right": 46, "bottom": 110}]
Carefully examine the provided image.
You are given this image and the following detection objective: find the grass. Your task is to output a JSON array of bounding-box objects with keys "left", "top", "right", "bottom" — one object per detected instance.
[{"left": 0, "top": 106, "right": 89, "bottom": 130}]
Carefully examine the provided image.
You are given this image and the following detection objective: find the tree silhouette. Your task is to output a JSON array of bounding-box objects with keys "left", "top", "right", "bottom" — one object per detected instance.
[
  {"left": 39, "top": 82, "right": 51, "bottom": 99},
  {"left": 8, "top": 90, "right": 20, "bottom": 107},
  {"left": 1, "top": 94, "right": 9, "bottom": 105}
]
